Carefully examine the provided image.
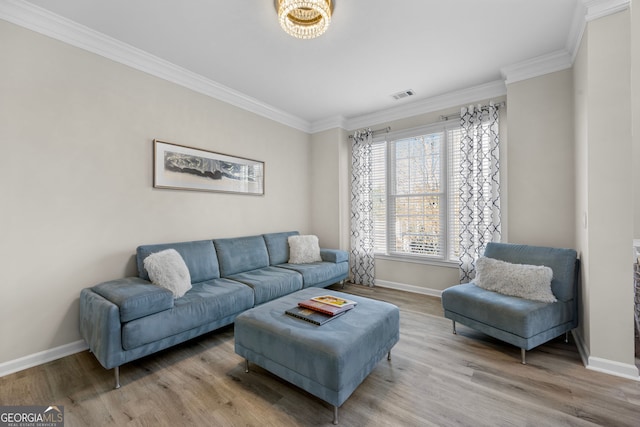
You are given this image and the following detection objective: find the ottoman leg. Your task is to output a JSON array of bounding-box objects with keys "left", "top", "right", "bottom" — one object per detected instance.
[{"left": 333, "top": 405, "right": 338, "bottom": 425}]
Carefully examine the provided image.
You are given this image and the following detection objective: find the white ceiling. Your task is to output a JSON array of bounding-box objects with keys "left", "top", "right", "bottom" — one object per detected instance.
[{"left": 7, "top": 1, "right": 588, "bottom": 130}]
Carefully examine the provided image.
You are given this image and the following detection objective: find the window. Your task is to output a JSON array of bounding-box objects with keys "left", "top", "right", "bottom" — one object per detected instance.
[{"left": 371, "top": 122, "right": 464, "bottom": 263}]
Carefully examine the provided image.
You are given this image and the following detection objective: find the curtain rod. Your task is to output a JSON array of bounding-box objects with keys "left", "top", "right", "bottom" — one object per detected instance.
[
  {"left": 439, "top": 101, "right": 505, "bottom": 122},
  {"left": 348, "top": 126, "right": 391, "bottom": 139}
]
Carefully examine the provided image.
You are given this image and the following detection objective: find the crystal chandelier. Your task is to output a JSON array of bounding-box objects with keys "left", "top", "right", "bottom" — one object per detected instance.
[{"left": 278, "top": 0, "right": 332, "bottom": 39}]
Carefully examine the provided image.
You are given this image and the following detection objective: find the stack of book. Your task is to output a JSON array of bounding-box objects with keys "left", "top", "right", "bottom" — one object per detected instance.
[{"left": 285, "top": 295, "right": 357, "bottom": 325}]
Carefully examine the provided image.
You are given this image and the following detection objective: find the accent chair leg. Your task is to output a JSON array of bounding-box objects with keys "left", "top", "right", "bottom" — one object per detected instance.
[
  {"left": 114, "top": 366, "right": 121, "bottom": 389},
  {"left": 452, "top": 320, "right": 457, "bottom": 335},
  {"left": 333, "top": 405, "right": 339, "bottom": 425},
  {"left": 521, "top": 348, "right": 526, "bottom": 365},
  {"left": 387, "top": 351, "right": 391, "bottom": 361},
  {"left": 340, "top": 280, "right": 346, "bottom": 289},
  {"left": 244, "top": 359, "right": 249, "bottom": 373},
  {"left": 565, "top": 331, "right": 569, "bottom": 343}
]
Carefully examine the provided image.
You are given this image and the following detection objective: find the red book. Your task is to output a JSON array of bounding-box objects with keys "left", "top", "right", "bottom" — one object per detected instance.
[{"left": 298, "top": 296, "right": 357, "bottom": 316}]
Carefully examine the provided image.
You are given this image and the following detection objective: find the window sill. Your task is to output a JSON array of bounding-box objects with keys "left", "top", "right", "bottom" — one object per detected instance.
[{"left": 374, "top": 253, "right": 459, "bottom": 269}]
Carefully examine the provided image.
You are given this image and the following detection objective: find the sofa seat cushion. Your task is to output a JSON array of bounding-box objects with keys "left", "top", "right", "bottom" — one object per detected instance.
[
  {"left": 137, "top": 240, "right": 220, "bottom": 283},
  {"left": 441, "top": 283, "right": 574, "bottom": 339},
  {"left": 214, "top": 235, "right": 270, "bottom": 277},
  {"left": 93, "top": 277, "right": 174, "bottom": 323},
  {"left": 278, "top": 261, "right": 349, "bottom": 288},
  {"left": 227, "top": 267, "right": 303, "bottom": 305},
  {"left": 122, "top": 278, "right": 254, "bottom": 350}
]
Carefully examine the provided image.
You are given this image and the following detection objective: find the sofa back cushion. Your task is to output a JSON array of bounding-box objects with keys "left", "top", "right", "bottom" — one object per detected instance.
[
  {"left": 263, "top": 231, "right": 299, "bottom": 265},
  {"left": 483, "top": 242, "right": 578, "bottom": 302},
  {"left": 137, "top": 240, "right": 220, "bottom": 283},
  {"left": 214, "top": 235, "right": 270, "bottom": 277}
]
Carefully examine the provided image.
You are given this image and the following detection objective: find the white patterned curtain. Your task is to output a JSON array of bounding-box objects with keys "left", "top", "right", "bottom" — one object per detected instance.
[
  {"left": 459, "top": 103, "right": 501, "bottom": 282},
  {"left": 350, "top": 129, "right": 375, "bottom": 286}
]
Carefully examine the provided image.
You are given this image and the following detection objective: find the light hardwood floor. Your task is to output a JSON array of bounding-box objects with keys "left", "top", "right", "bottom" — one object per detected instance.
[{"left": 1, "top": 284, "right": 639, "bottom": 426}]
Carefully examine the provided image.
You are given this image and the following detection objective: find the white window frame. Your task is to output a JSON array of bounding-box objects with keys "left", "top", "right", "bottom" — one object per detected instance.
[{"left": 372, "top": 121, "right": 462, "bottom": 267}]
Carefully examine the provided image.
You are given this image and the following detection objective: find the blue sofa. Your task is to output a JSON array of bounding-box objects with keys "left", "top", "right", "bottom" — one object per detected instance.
[
  {"left": 79, "top": 231, "right": 349, "bottom": 388},
  {"left": 441, "top": 242, "right": 579, "bottom": 364}
]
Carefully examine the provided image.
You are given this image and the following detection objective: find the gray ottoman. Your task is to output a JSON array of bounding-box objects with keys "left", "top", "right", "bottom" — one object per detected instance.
[{"left": 234, "top": 288, "right": 400, "bottom": 424}]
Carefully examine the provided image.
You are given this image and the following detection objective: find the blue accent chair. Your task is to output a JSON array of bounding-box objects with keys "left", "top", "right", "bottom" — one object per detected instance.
[{"left": 441, "top": 242, "right": 579, "bottom": 364}]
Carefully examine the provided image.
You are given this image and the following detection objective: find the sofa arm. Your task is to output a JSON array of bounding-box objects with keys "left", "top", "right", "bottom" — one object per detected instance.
[
  {"left": 80, "top": 288, "right": 126, "bottom": 370},
  {"left": 92, "top": 277, "right": 174, "bottom": 322},
  {"left": 320, "top": 249, "right": 349, "bottom": 263}
]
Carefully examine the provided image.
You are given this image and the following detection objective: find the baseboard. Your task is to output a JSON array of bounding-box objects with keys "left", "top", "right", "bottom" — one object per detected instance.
[
  {"left": 572, "top": 329, "right": 639, "bottom": 381},
  {"left": 0, "top": 340, "right": 88, "bottom": 378},
  {"left": 572, "top": 328, "right": 590, "bottom": 367},
  {"left": 586, "top": 357, "right": 640, "bottom": 381},
  {"left": 375, "top": 279, "right": 442, "bottom": 298}
]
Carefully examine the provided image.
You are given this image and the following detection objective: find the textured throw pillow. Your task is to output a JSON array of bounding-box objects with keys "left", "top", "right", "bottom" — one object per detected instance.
[
  {"left": 474, "top": 256, "right": 557, "bottom": 303},
  {"left": 288, "top": 235, "right": 322, "bottom": 264},
  {"left": 143, "top": 249, "right": 192, "bottom": 298}
]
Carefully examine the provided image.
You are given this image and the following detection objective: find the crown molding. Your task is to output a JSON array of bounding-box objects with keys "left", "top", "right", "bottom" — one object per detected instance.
[
  {"left": 0, "top": 0, "right": 313, "bottom": 133},
  {"left": 566, "top": 0, "right": 631, "bottom": 61},
  {"left": 583, "top": 0, "right": 630, "bottom": 22},
  {"left": 309, "top": 115, "right": 348, "bottom": 134},
  {"left": 501, "top": 50, "right": 573, "bottom": 86},
  {"left": 341, "top": 80, "right": 507, "bottom": 131}
]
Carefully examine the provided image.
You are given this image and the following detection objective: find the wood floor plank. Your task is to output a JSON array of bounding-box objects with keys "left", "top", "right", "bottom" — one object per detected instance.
[{"left": 0, "top": 283, "right": 638, "bottom": 426}]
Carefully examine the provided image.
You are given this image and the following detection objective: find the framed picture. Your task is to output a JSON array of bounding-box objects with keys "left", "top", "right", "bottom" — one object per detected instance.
[{"left": 153, "top": 139, "right": 264, "bottom": 195}]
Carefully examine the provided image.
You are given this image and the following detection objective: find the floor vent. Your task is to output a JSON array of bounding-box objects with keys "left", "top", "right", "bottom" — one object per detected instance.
[{"left": 391, "top": 89, "right": 415, "bottom": 100}]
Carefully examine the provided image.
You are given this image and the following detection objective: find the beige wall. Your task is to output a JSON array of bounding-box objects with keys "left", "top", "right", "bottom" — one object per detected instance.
[
  {"left": 0, "top": 21, "right": 311, "bottom": 364},
  {"left": 573, "top": 10, "right": 636, "bottom": 371},
  {"left": 505, "top": 70, "right": 576, "bottom": 249},
  {"left": 309, "top": 129, "right": 349, "bottom": 250}
]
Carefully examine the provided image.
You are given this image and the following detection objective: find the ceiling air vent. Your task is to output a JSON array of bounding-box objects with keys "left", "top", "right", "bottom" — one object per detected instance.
[{"left": 391, "top": 89, "right": 415, "bottom": 100}]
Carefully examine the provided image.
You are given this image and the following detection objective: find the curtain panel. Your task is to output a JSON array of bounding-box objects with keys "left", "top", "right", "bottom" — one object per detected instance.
[
  {"left": 350, "top": 129, "right": 375, "bottom": 286},
  {"left": 458, "top": 103, "right": 502, "bottom": 282}
]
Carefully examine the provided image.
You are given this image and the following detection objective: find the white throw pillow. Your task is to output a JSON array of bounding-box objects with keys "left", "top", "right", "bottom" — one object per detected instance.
[
  {"left": 288, "top": 235, "right": 322, "bottom": 264},
  {"left": 474, "top": 256, "right": 556, "bottom": 303},
  {"left": 143, "top": 249, "right": 192, "bottom": 298}
]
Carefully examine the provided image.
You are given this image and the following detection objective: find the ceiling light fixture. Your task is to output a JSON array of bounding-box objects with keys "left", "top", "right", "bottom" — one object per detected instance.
[{"left": 278, "top": 0, "right": 332, "bottom": 39}]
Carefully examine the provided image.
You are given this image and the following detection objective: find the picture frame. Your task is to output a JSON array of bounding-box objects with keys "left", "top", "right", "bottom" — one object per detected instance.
[{"left": 153, "top": 139, "right": 264, "bottom": 195}]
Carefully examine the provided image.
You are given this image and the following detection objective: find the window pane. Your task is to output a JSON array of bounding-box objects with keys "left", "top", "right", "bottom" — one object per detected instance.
[
  {"left": 392, "top": 134, "right": 442, "bottom": 196},
  {"left": 395, "top": 158, "right": 410, "bottom": 194},
  {"left": 392, "top": 195, "right": 443, "bottom": 256},
  {"left": 387, "top": 131, "right": 445, "bottom": 258}
]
